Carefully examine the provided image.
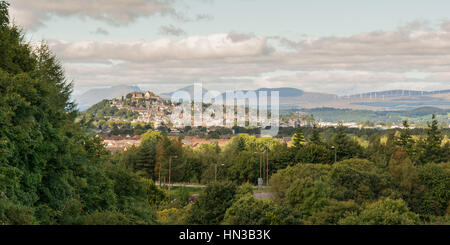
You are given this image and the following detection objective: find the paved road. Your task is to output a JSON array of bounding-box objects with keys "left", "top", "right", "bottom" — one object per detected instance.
[
  {"left": 254, "top": 192, "right": 274, "bottom": 200},
  {"left": 156, "top": 182, "right": 206, "bottom": 188},
  {"left": 157, "top": 182, "right": 274, "bottom": 200}
]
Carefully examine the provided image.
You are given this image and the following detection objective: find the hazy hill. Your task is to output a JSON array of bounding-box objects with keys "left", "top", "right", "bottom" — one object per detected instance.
[
  {"left": 347, "top": 89, "right": 450, "bottom": 111},
  {"left": 290, "top": 106, "right": 450, "bottom": 123},
  {"left": 160, "top": 85, "right": 209, "bottom": 100},
  {"left": 78, "top": 84, "right": 450, "bottom": 112},
  {"left": 74, "top": 85, "right": 142, "bottom": 110},
  {"left": 159, "top": 87, "right": 449, "bottom": 110}
]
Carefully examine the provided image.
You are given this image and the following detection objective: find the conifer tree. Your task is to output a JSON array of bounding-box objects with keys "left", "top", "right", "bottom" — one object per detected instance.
[
  {"left": 309, "top": 124, "right": 322, "bottom": 145},
  {"left": 395, "top": 120, "right": 414, "bottom": 157},
  {"left": 331, "top": 123, "right": 363, "bottom": 161},
  {"left": 422, "top": 114, "right": 443, "bottom": 163},
  {"left": 291, "top": 128, "right": 306, "bottom": 149}
]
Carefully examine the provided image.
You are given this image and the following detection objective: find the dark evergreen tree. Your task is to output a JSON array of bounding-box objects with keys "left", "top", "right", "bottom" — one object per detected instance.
[
  {"left": 331, "top": 124, "right": 363, "bottom": 161},
  {"left": 0, "top": 2, "right": 159, "bottom": 224},
  {"left": 309, "top": 124, "right": 322, "bottom": 145},
  {"left": 392, "top": 120, "right": 416, "bottom": 161},
  {"left": 421, "top": 115, "right": 443, "bottom": 164}
]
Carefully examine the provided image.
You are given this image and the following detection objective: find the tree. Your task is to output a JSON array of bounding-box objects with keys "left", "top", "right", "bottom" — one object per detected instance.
[
  {"left": 222, "top": 194, "right": 282, "bottom": 225},
  {"left": 0, "top": 3, "right": 161, "bottom": 224},
  {"left": 268, "top": 142, "right": 295, "bottom": 172},
  {"left": 415, "top": 163, "right": 450, "bottom": 217},
  {"left": 339, "top": 198, "right": 420, "bottom": 225},
  {"left": 237, "top": 136, "right": 247, "bottom": 152},
  {"left": 309, "top": 124, "right": 322, "bottom": 145},
  {"left": 331, "top": 124, "right": 363, "bottom": 161},
  {"left": 226, "top": 151, "right": 259, "bottom": 184},
  {"left": 395, "top": 120, "right": 414, "bottom": 157},
  {"left": 421, "top": 115, "right": 443, "bottom": 164},
  {"left": 388, "top": 148, "right": 419, "bottom": 196},
  {"left": 291, "top": 128, "right": 306, "bottom": 149},
  {"left": 305, "top": 199, "right": 359, "bottom": 225},
  {"left": 270, "top": 164, "right": 331, "bottom": 202},
  {"left": 187, "top": 181, "right": 237, "bottom": 225},
  {"left": 296, "top": 144, "right": 332, "bottom": 164},
  {"left": 155, "top": 134, "right": 183, "bottom": 182},
  {"left": 135, "top": 131, "right": 171, "bottom": 180},
  {"left": 330, "top": 159, "right": 393, "bottom": 203},
  {"left": 366, "top": 134, "right": 389, "bottom": 166}
]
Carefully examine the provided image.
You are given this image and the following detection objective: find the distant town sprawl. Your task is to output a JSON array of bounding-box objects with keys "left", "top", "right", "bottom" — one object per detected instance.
[
  {"left": 82, "top": 90, "right": 449, "bottom": 131},
  {"left": 78, "top": 90, "right": 449, "bottom": 152}
]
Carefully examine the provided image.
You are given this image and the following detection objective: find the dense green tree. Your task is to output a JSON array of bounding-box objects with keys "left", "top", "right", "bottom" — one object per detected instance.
[
  {"left": 388, "top": 148, "right": 419, "bottom": 195},
  {"left": 223, "top": 194, "right": 295, "bottom": 225},
  {"left": 226, "top": 151, "right": 259, "bottom": 184},
  {"left": 420, "top": 115, "right": 444, "bottom": 164},
  {"left": 330, "top": 159, "right": 394, "bottom": 203},
  {"left": 291, "top": 128, "right": 306, "bottom": 149},
  {"left": 339, "top": 198, "right": 420, "bottom": 225},
  {"left": 309, "top": 124, "right": 322, "bottom": 145},
  {"left": 305, "top": 199, "right": 359, "bottom": 225},
  {"left": 366, "top": 134, "right": 390, "bottom": 166},
  {"left": 295, "top": 144, "right": 332, "bottom": 164},
  {"left": 270, "top": 164, "right": 331, "bottom": 202},
  {"left": 155, "top": 134, "right": 183, "bottom": 182},
  {"left": 395, "top": 120, "right": 415, "bottom": 157},
  {"left": 268, "top": 142, "right": 295, "bottom": 172},
  {"left": 286, "top": 179, "right": 333, "bottom": 218},
  {"left": 415, "top": 163, "right": 450, "bottom": 217},
  {"left": 331, "top": 125, "right": 364, "bottom": 161},
  {"left": 0, "top": 3, "right": 163, "bottom": 224},
  {"left": 187, "top": 181, "right": 237, "bottom": 225}
]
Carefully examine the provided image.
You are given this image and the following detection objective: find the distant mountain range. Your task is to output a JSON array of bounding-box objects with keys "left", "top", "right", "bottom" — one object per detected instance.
[
  {"left": 76, "top": 84, "right": 450, "bottom": 111},
  {"left": 74, "top": 85, "right": 142, "bottom": 110},
  {"left": 160, "top": 85, "right": 209, "bottom": 100}
]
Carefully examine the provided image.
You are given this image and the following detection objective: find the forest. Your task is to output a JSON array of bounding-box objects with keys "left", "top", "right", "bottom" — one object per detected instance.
[{"left": 0, "top": 1, "right": 449, "bottom": 225}]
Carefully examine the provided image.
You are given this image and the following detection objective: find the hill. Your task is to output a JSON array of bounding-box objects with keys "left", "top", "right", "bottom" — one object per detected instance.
[
  {"left": 74, "top": 85, "right": 142, "bottom": 110},
  {"left": 160, "top": 85, "right": 209, "bottom": 100}
]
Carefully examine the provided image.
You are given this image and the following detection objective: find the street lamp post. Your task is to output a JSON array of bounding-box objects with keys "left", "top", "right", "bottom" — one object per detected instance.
[
  {"left": 214, "top": 163, "right": 225, "bottom": 182},
  {"left": 331, "top": 146, "right": 337, "bottom": 164},
  {"left": 255, "top": 151, "right": 264, "bottom": 188}
]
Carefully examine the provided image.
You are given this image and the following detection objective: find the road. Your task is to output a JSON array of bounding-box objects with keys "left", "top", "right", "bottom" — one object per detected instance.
[
  {"left": 157, "top": 182, "right": 274, "bottom": 199},
  {"left": 254, "top": 192, "right": 274, "bottom": 200}
]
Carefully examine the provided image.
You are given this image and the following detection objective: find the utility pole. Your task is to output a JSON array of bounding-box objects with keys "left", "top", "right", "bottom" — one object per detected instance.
[
  {"left": 266, "top": 150, "right": 269, "bottom": 186},
  {"left": 168, "top": 155, "right": 178, "bottom": 193},
  {"left": 263, "top": 147, "right": 269, "bottom": 186},
  {"left": 158, "top": 160, "right": 162, "bottom": 187},
  {"left": 255, "top": 151, "right": 263, "bottom": 188},
  {"left": 260, "top": 152, "right": 262, "bottom": 179},
  {"left": 168, "top": 156, "right": 172, "bottom": 193},
  {"left": 215, "top": 163, "right": 225, "bottom": 182}
]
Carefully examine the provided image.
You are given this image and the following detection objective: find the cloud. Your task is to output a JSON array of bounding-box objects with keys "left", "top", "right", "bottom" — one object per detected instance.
[
  {"left": 46, "top": 33, "right": 272, "bottom": 63},
  {"left": 8, "top": 7, "right": 47, "bottom": 31},
  {"left": 9, "top": 0, "right": 180, "bottom": 30},
  {"left": 158, "top": 24, "right": 186, "bottom": 36},
  {"left": 48, "top": 22, "right": 450, "bottom": 72},
  {"left": 195, "top": 14, "right": 214, "bottom": 21},
  {"left": 36, "top": 21, "right": 450, "bottom": 94},
  {"left": 91, "top": 27, "right": 109, "bottom": 35}
]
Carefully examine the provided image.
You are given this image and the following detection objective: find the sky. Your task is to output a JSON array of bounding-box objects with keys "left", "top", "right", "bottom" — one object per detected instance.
[{"left": 8, "top": 0, "right": 450, "bottom": 96}]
